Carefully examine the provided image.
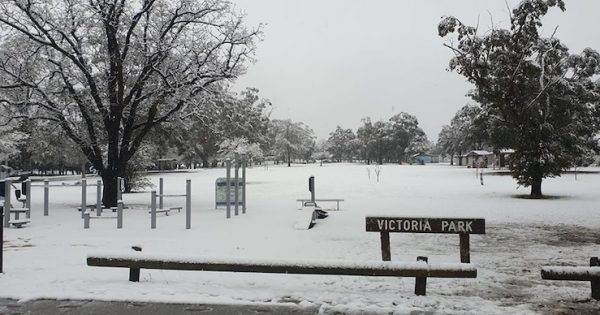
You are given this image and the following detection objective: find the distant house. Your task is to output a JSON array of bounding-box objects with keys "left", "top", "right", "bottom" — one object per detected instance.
[
  {"left": 495, "top": 149, "right": 515, "bottom": 169},
  {"left": 463, "top": 150, "right": 494, "bottom": 168},
  {"left": 411, "top": 153, "right": 438, "bottom": 164},
  {"left": 156, "top": 158, "right": 178, "bottom": 170}
]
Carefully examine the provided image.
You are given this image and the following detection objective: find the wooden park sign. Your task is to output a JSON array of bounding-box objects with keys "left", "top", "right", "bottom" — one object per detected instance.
[{"left": 366, "top": 216, "right": 485, "bottom": 263}]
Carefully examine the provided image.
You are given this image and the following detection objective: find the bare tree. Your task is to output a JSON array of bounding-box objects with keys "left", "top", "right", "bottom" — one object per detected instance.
[{"left": 0, "top": 0, "right": 261, "bottom": 206}]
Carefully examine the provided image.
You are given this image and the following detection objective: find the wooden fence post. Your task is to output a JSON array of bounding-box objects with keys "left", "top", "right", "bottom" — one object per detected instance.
[
  {"left": 459, "top": 234, "right": 470, "bottom": 263},
  {"left": 591, "top": 257, "right": 599, "bottom": 300},
  {"left": 414, "top": 256, "right": 428, "bottom": 296},
  {"left": 129, "top": 246, "right": 142, "bottom": 282},
  {"left": 380, "top": 232, "right": 391, "bottom": 261}
]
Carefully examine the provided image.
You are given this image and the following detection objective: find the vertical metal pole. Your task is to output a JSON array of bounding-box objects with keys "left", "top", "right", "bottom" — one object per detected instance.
[
  {"left": 242, "top": 161, "right": 246, "bottom": 214},
  {"left": 25, "top": 180, "right": 31, "bottom": 219},
  {"left": 117, "top": 201, "right": 123, "bottom": 229},
  {"left": 234, "top": 162, "right": 239, "bottom": 216},
  {"left": 4, "top": 180, "right": 11, "bottom": 228},
  {"left": 81, "top": 179, "right": 86, "bottom": 218},
  {"left": 96, "top": 180, "right": 102, "bottom": 216},
  {"left": 186, "top": 179, "right": 191, "bottom": 229},
  {"left": 83, "top": 212, "right": 90, "bottom": 229},
  {"left": 117, "top": 177, "right": 122, "bottom": 202},
  {"left": 43, "top": 179, "right": 49, "bottom": 216},
  {"left": 159, "top": 178, "right": 163, "bottom": 210},
  {"left": 309, "top": 176, "right": 315, "bottom": 203},
  {"left": 151, "top": 190, "right": 156, "bottom": 229},
  {"left": 226, "top": 159, "right": 231, "bottom": 219}
]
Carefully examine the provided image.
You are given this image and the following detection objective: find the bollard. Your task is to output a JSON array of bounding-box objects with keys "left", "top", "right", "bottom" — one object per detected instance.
[
  {"left": 186, "top": 179, "right": 191, "bottom": 229},
  {"left": 3, "top": 180, "right": 10, "bottom": 228},
  {"left": 159, "top": 177, "right": 164, "bottom": 210},
  {"left": 242, "top": 161, "right": 246, "bottom": 214},
  {"left": 415, "top": 256, "right": 428, "bottom": 296},
  {"left": 96, "top": 180, "right": 102, "bottom": 216},
  {"left": 226, "top": 159, "right": 231, "bottom": 219},
  {"left": 81, "top": 179, "right": 87, "bottom": 219},
  {"left": 25, "top": 180, "right": 31, "bottom": 219},
  {"left": 43, "top": 179, "right": 49, "bottom": 216},
  {"left": 234, "top": 162, "right": 239, "bottom": 216},
  {"left": 117, "top": 201, "right": 123, "bottom": 229},
  {"left": 150, "top": 190, "right": 156, "bottom": 229},
  {"left": 83, "top": 212, "right": 90, "bottom": 229}
]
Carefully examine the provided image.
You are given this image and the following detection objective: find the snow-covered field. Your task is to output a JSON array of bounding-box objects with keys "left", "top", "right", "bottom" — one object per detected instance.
[{"left": 1, "top": 163, "right": 600, "bottom": 314}]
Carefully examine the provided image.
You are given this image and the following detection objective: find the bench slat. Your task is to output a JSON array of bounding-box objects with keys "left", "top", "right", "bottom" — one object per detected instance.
[
  {"left": 87, "top": 255, "right": 476, "bottom": 278},
  {"left": 542, "top": 267, "right": 600, "bottom": 281}
]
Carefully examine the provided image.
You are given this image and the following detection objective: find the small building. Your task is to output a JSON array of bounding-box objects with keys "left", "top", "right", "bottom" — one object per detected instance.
[
  {"left": 463, "top": 150, "right": 494, "bottom": 168},
  {"left": 156, "top": 158, "right": 178, "bottom": 170},
  {"left": 495, "top": 149, "right": 515, "bottom": 169},
  {"left": 411, "top": 153, "right": 438, "bottom": 164}
]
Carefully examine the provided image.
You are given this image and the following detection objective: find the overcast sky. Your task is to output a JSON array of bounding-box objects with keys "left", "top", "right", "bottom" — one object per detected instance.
[{"left": 230, "top": 0, "right": 600, "bottom": 142}]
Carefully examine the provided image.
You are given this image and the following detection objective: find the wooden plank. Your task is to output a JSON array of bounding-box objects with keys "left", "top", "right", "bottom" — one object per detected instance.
[
  {"left": 87, "top": 257, "right": 477, "bottom": 279},
  {"left": 366, "top": 217, "right": 485, "bottom": 234},
  {"left": 541, "top": 267, "right": 600, "bottom": 281}
]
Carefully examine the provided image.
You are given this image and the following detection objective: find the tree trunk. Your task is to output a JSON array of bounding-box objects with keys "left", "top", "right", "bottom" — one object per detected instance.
[
  {"left": 530, "top": 177, "right": 543, "bottom": 199},
  {"left": 101, "top": 170, "right": 119, "bottom": 207},
  {"left": 450, "top": 153, "right": 454, "bottom": 166},
  {"left": 201, "top": 155, "right": 210, "bottom": 168}
]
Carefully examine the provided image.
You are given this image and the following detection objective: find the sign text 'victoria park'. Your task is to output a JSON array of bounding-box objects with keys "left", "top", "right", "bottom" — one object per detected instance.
[{"left": 365, "top": 217, "right": 485, "bottom": 234}]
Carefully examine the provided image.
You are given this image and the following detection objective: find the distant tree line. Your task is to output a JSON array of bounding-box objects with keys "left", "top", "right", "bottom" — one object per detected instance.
[{"left": 323, "top": 112, "right": 432, "bottom": 165}]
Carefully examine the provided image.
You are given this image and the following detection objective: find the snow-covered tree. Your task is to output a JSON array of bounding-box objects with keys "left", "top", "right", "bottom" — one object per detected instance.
[
  {"left": 0, "top": 0, "right": 261, "bottom": 206},
  {"left": 268, "top": 119, "right": 315, "bottom": 167},
  {"left": 440, "top": 0, "right": 600, "bottom": 197},
  {"left": 0, "top": 124, "right": 27, "bottom": 164}
]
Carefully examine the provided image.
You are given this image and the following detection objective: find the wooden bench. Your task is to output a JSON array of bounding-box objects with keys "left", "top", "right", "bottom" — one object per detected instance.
[
  {"left": 148, "top": 207, "right": 182, "bottom": 216},
  {"left": 87, "top": 251, "right": 477, "bottom": 296},
  {"left": 541, "top": 257, "right": 600, "bottom": 300},
  {"left": 9, "top": 207, "right": 29, "bottom": 221},
  {"left": 296, "top": 198, "right": 344, "bottom": 210},
  {"left": 9, "top": 219, "right": 30, "bottom": 228}
]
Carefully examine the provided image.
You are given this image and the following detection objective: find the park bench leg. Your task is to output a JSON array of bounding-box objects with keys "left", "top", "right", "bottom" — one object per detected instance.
[
  {"left": 414, "top": 256, "right": 428, "bottom": 296},
  {"left": 592, "top": 257, "right": 600, "bottom": 300}
]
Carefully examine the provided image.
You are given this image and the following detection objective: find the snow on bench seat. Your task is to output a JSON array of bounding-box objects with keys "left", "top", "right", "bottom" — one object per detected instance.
[
  {"left": 87, "top": 252, "right": 477, "bottom": 278},
  {"left": 541, "top": 257, "right": 600, "bottom": 300},
  {"left": 9, "top": 219, "right": 30, "bottom": 227}
]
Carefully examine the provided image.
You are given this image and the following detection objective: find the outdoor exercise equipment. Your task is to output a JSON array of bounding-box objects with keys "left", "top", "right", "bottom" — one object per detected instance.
[
  {"left": 215, "top": 158, "right": 246, "bottom": 219},
  {"left": 83, "top": 201, "right": 124, "bottom": 229},
  {"left": 2, "top": 179, "right": 31, "bottom": 228},
  {"left": 150, "top": 179, "right": 191, "bottom": 229},
  {"left": 295, "top": 176, "right": 329, "bottom": 230}
]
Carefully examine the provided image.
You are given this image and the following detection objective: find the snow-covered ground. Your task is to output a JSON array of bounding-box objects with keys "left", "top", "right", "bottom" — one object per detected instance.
[{"left": 1, "top": 163, "right": 600, "bottom": 314}]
